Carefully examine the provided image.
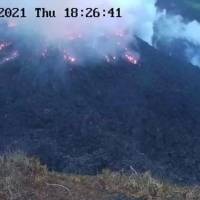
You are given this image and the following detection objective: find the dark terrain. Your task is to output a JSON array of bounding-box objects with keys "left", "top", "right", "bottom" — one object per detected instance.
[{"left": 1, "top": 29, "right": 200, "bottom": 185}]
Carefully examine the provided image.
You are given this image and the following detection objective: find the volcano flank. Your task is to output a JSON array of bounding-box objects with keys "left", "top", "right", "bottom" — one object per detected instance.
[{"left": 1, "top": 34, "right": 200, "bottom": 185}]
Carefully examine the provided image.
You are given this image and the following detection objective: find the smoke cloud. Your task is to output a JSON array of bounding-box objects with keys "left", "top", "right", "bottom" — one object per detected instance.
[
  {"left": 2, "top": 0, "right": 200, "bottom": 67},
  {"left": 1, "top": 0, "right": 157, "bottom": 60},
  {"left": 154, "top": 10, "right": 200, "bottom": 67},
  {"left": 7, "top": 0, "right": 157, "bottom": 42}
]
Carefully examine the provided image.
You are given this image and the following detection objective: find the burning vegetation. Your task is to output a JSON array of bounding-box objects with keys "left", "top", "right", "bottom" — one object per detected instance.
[{"left": 0, "top": 21, "right": 140, "bottom": 67}]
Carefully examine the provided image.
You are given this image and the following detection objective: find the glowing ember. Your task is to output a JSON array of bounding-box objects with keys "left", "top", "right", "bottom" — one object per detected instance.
[
  {"left": 63, "top": 52, "right": 77, "bottom": 63},
  {"left": 0, "top": 42, "right": 10, "bottom": 51},
  {"left": 68, "top": 56, "right": 76, "bottom": 63},
  {"left": 41, "top": 48, "right": 48, "bottom": 58},
  {"left": 104, "top": 55, "right": 117, "bottom": 63},
  {"left": 0, "top": 51, "right": 19, "bottom": 65},
  {"left": 124, "top": 51, "right": 139, "bottom": 65},
  {"left": 0, "top": 24, "right": 141, "bottom": 68}
]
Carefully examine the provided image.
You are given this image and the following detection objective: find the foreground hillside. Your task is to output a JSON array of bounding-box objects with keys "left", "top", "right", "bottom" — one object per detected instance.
[{"left": 0, "top": 153, "right": 199, "bottom": 200}]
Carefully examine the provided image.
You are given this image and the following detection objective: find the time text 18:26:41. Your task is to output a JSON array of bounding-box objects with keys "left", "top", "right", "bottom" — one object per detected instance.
[{"left": 0, "top": 8, "right": 122, "bottom": 18}]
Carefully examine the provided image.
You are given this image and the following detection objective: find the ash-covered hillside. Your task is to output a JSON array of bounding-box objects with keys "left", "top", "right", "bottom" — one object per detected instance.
[{"left": 1, "top": 33, "right": 200, "bottom": 184}]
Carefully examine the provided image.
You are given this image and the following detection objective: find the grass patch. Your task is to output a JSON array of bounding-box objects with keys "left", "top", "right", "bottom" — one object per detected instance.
[{"left": 0, "top": 153, "right": 199, "bottom": 200}]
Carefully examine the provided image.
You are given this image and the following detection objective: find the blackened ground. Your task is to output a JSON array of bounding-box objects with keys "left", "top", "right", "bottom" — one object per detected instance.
[{"left": 1, "top": 38, "right": 200, "bottom": 184}]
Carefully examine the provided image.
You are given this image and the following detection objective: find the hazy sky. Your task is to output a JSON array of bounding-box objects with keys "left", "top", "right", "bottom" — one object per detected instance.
[{"left": 1, "top": 0, "right": 157, "bottom": 44}]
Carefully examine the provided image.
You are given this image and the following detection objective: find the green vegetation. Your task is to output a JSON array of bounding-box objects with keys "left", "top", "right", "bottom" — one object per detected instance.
[{"left": 0, "top": 153, "right": 200, "bottom": 200}]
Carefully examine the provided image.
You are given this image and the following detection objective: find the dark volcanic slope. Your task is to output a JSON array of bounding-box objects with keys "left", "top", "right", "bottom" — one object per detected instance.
[{"left": 1, "top": 39, "right": 200, "bottom": 184}]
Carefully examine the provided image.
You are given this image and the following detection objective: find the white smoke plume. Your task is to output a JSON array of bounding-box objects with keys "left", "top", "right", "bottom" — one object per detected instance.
[
  {"left": 10, "top": 0, "right": 157, "bottom": 43},
  {"left": 1, "top": 0, "right": 157, "bottom": 56},
  {"left": 154, "top": 10, "right": 200, "bottom": 67},
  {"left": 3, "top": 0, "right": 200, "bottom": 68},
  {"left": 156, "top": 12, "right": 200, "bottom": 45}
]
